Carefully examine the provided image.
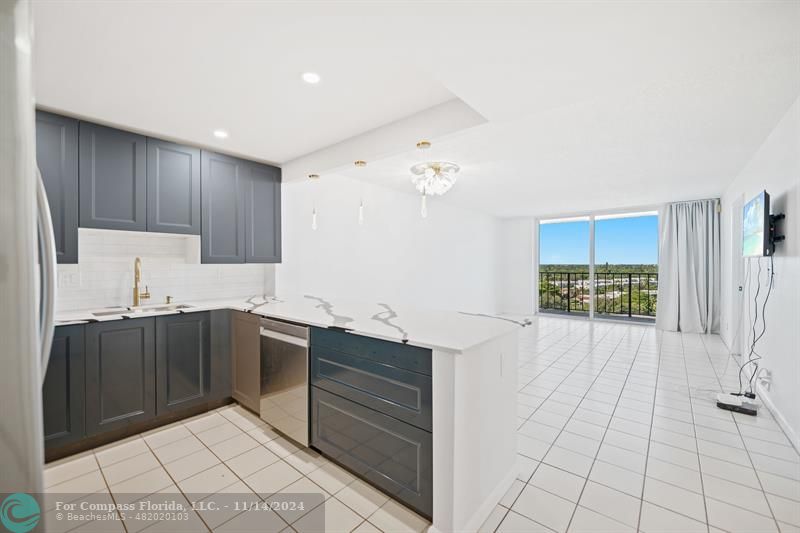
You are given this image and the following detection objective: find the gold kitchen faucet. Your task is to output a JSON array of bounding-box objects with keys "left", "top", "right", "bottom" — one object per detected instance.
[{"left": 133, "top": 257, "right": 151, "bottom": 307}]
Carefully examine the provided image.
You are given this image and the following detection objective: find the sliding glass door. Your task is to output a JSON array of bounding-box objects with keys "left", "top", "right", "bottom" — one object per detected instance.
[
  {"left": 538, "top": 217, "right": 590, "bottom": 316},
  {"left": 538, "top": 212, "right": 658, "bottom": 322}
]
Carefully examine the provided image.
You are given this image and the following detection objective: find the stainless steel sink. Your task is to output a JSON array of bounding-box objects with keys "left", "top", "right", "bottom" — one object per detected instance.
[
  {"left": 133, "top": 304, "right": 194, "bottom": 313},
  {"left": 92, "top": 304, "right": 193, "bottom": 317},
  {"left": 91, "top": 309, "right": 129, "bottom": 317}
]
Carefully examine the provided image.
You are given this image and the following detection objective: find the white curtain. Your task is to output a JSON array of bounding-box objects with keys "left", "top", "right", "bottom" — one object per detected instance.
[{"left": 656, "top": 199, "right": 721, "bottom": 333}]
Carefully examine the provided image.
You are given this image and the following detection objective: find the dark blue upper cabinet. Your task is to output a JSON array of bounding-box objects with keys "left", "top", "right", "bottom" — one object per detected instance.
[
  {"left": 79, "top": 122, "right": 147, "bottom": 232},
  {"left": 245, "top": 162, "right": 282, "bottom": 263},
  {"left": 36, "top": 111, "right": 79, "bottom": 264},
  {"left": 147, "top": 139, "right": 201, "bottom": 235},
  {"left": 201, "top": 150, "right": 246, "bottom": 263}
]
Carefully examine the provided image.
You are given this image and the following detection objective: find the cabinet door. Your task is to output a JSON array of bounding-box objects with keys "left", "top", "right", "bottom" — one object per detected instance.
[
  {"left": 35, "top": 111, "right": 79, "bottom": 264},
  {"left": 230, "top": 311, "right": 260, "bottom": 413},
  {"left": 245, "top": 163, "right": 281, "bottom": 263},
  {"left": 43, "top": 325, "right": 85, "bottom": 449},
  {"left": 210, "top": 309, "right": 232, "bottom": 402},
  {"left": 147, "top": 139, "right": 201, "bottom": 235},
  {"left": 85, "top": 318, "right": 155, "bottom": 435},
  {"left": 79, "top": 122, "right": 147, "bottom": 231},
  {"left": 156, "top": 313, "right": 210, "bottom": 414},
  {"left": 201, "top": 151, "right": 245, "bottom": 263}
]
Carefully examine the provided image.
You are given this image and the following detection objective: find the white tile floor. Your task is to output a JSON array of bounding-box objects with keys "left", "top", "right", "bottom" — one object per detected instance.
[
  {"left": 43, "top": 315, "right": 800, "bottom": 532},
  {"left": 43, "top": 404, "right": 429, "bottom": 533},
  {"left": 484, "top": 315, "right": 800, "bottom": 533}
]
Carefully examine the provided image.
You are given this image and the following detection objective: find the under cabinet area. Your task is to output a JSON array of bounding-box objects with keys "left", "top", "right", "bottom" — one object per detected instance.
[{"left": 309, "top": 327, "right": 434, "bottom": 518}]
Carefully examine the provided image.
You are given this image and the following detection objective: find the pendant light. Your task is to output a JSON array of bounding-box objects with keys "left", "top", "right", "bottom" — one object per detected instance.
[
  {"left": 354, "top": 160, "right": 367, "bottom": 225},
  {"left": 410, "top": 140, "right": 460, "bottom": 218},
  {"left": 308, "top": 174, "right": 319, "bottom": 230}
]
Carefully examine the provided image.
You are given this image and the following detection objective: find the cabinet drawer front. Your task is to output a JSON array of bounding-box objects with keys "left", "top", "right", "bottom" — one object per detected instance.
[
  {"left": 310, "top": 387, "right": 432, "bottom": 518},
  {"left": 310, "top": 328, "right": 431, "bottom": 376},
  {"left": 311, "top": 346, "right": 432, "bottom": 431}
]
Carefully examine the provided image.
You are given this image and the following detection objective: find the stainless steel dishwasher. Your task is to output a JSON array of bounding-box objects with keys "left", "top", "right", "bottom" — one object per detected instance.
[{"left": 259, "top": 318, "right": 309, "bottom": 446}]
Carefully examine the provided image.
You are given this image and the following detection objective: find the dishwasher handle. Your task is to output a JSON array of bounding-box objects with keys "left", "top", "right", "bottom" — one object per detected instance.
[{"left": 260, "top": 327, "right": 309, "bottom": 348}]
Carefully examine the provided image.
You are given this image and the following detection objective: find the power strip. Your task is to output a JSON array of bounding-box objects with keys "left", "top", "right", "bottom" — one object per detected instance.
[{"left": 716, "top": 393, "right": 759, "bottom": 416}]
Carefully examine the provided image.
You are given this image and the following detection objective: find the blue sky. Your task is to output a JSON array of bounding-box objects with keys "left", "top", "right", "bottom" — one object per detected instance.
[{"left": 539, "top": 215, "right": 658, "bottom": 264}]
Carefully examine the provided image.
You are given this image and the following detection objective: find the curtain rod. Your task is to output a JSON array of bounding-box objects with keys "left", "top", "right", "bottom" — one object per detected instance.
[{"left": 667, "top": 197, "right": 720, "bottom": 205}]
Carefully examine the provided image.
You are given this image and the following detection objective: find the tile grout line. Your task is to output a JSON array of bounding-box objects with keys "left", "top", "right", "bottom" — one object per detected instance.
[
  {"left": 677, "top": 333, "right": 711, "bottom": 532},
  {"left": 68, "top": 452, "right": 130, "bottom": 533},
  {"left": 563, "top": 325, "right": 650, "bottom": 532},
  {"left": 634, "top": 325, "right": 665, "bottom": 533},
  {"left": 185, "top": 409, "right": 374, "bottom": 532},
  {"left": 139, "top": 433, "right": 214, "bottom": 532},
  {"left": 179, "top": 412, "right": 299, "bottom": 531},
  {"left": 497, "top": 322, "right": 623, "bottom": 531}
]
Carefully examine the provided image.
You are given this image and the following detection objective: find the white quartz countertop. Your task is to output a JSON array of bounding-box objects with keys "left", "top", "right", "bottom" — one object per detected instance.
[{"left": 55, "top": 294, "right": 529, "bottom": 352}]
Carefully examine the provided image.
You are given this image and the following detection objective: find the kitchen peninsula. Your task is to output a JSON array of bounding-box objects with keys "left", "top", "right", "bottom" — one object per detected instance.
[{"left": 54, "top": 295, "right": 525, "bottom": 532}]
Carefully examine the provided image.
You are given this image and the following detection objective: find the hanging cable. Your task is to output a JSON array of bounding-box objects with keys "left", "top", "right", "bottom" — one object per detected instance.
[
  {"left": 693, "top": 259, "right": 753, "bottom": 398},
  {"left": 737, "top": 254, "right": 775, "bottom": 395},
  {"left": 747, "top": 254, "right": 775, "bottom": 393}
]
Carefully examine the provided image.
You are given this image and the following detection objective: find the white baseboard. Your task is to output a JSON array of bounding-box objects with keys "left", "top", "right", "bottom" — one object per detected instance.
[
  {"left": 756, "top": 382, "right": 800, "bottom": 453},
  {"left": 719, "top": 335, "right": 798, "bottom": 452},
  {"left": 461, "top": 466, "right": 518, "bottom": 533}
]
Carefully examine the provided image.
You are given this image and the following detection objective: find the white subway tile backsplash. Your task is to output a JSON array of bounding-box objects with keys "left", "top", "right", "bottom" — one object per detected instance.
[{"left": 56, "top": 229, "right": 275, "bottom": 312}]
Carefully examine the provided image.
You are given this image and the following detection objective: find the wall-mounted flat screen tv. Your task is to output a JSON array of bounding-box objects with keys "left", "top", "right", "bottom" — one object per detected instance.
[{"left": 742, "top": 190, "right": 770, "bottom": 257}]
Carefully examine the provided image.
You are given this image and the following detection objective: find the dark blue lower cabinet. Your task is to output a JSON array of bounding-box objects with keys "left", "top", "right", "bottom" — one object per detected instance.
[
  {"left": 85, "top": 318, "right": 156, "bottom": 436},
  {"left": 310, "top": 386, "right": 433, "bottom": 518},
  {"left": 43, "top": 325, "right": 85, "bottom": 449},
  {"left": 156, "top": 313, "right": 211, "bottom": 414},
  {"left": 209, "top": 309, "right": 232, "bottom": 402},
  {"left": 311, "top": 345, "right": 432, "bottom": 431}
]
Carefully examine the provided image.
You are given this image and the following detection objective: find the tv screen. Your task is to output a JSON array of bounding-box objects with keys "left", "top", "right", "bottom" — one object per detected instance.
[{"left": 742, "top": 190, "right": 770, "bottom": 257}]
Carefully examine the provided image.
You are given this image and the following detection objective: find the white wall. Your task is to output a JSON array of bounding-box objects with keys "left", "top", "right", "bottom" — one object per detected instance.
[
  {"left": 275, "top": 175, "right": 498, "bottom": 313},
  {"left": 495, "top": 218, "right": 535, "bottom": 315},
  {"left": 720, "top": 96, "right": 800, "bottom": 447},
  {"left": 56, "top": 229, "right": 274, "bottom": 312}
]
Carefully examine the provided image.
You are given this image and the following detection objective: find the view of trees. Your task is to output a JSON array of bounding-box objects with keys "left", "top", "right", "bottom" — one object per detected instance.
[{"left": 539, "top": 264, "right": 658, "bottom": 318}]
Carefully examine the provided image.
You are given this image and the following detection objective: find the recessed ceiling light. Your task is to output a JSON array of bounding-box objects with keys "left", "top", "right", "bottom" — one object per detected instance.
[
  {"left": 302, "top": 72, "right": 321, "bottom": 84},
  {"left": 213, "top": 129, "right": 229, "bottom": 139}
]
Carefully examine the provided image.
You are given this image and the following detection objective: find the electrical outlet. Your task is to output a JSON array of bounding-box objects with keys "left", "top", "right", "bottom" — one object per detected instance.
[
  {"left": 757, "top": 368, "right": 772, "bottom": 391},
  {"left": 58, "top": 271, "right": 81, "bottom": 289}
]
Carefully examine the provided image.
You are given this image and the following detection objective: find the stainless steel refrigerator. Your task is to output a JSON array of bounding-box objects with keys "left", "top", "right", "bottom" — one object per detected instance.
[{"left": 0, "top": 0, "right": 58, "bottom": 497}]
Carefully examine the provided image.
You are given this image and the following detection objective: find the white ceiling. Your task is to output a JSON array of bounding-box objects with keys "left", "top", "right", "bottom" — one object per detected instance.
[
  {"left": 33, "top": 1, "right": 800, "bottom": 217},
  {"left": 31, "top": 1, "right": 456, "bottom": 163}
]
